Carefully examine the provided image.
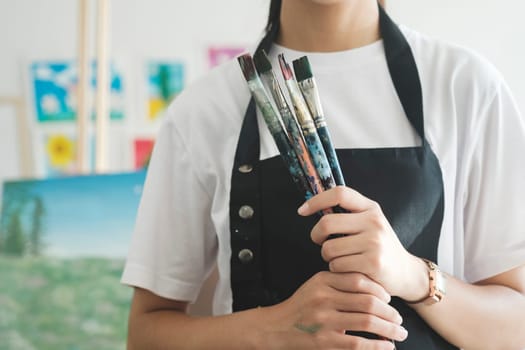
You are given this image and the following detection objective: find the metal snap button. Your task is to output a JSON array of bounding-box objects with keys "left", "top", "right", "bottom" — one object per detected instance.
[
  {"left": 238, "top": 248, "right": 254, "bottom": 263},
  {"left": 238, "top": 205, "right": 254, "bottom": 219},
  {"left": 238, "top": 164, "right": 253, "bottom": 173}
]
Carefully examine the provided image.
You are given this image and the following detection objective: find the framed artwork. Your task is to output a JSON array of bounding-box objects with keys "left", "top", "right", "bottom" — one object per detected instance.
[
  {"left": 133, "top": 138, "right": 155, "bottom": 170},
  {"left": 29, "top": 60, "right": 125, "bottom": 123},
  {"left": 41, "top": 131, "right": 79, "bottom": 177},
  {"left": 146, "top": 61, "right": 184, "bottom": 121},
  {"left": 208, "top": 46, "right": 245, "bottom": 68}
]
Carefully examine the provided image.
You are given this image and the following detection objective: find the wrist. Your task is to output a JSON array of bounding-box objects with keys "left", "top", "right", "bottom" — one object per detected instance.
[
  {"left": 253, "top": 303, "right": 293, "bottom": 350},
  {"left": 251, "top": 306, "right": 277, "bottom": 350},
  {"left": 400, "top": 255, "right": 430, "bottom": 302}
]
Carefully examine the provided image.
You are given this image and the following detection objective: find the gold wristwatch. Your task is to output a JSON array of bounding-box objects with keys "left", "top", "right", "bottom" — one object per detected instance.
[{"left": 408, "top": 258, "right": 446, "bottom": 305}]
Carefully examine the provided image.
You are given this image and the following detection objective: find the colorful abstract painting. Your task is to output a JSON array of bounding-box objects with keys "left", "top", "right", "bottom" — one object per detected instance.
[
  {"left": 30, "top": 60, "right": 125, "bottom": 123},
  {"left": 42, "top": 132, "right": 78, "bottom": 176},
  {"left": 133, "top": 138, "right": 155, "bottom": 170},
  {"left": 38, "top": 132, "right": 97, "bottom": 177},
  {"left": 0, "top": 171, "right": 146, "bottom": 349},
  {"left": 208, "top": 46, "right": 246, "bottom": 68},
  {"left": 147, "top": 61, "right": 184, "bottom": 120}
]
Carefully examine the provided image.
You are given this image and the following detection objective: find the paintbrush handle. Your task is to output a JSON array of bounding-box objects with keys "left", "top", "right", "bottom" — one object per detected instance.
[
  {"left": 278, "top": 106, "right": 324, "bottom": 195},
  {"left": 253, "top": 95, "right": 313, "bottom": 199},
  {"left": 303, "top": 132, "right": 337, "bottom": 190},
  {"left": 272, "top": 128, "right": 314, "bottom": 199},
  {"left": 316, "top": 126, "right": 345, "bottom": 186}
]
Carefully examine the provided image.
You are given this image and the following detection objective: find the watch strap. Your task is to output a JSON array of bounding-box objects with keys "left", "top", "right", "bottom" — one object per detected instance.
[{"left": 406, "top": 258, "right": 446, "bottom": 305}]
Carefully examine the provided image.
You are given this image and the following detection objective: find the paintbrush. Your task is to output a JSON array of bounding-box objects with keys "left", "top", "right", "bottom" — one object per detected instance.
[
  {"left": 254, "top": 50, "right": 324, "bottom": 196},
  {"left": 278, "top": 53, "right": 337, "bottom": 191},
  {"left": 293, "top": 56, "right": 345, "bottom": 186},
  {"left": 237, "top": 54, "right": 313, "bottom": 199}
]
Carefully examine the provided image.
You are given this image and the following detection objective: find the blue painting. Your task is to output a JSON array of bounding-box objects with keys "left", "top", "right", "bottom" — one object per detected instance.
[
  {"left": 0, "top": 171, "right": 146, "bottom": 349},
  {"left": 0, "top": 171, "right": 145, "bottom": 257},
  {"left": 30, "top": 60, "right": 125, "bottom": 123}
]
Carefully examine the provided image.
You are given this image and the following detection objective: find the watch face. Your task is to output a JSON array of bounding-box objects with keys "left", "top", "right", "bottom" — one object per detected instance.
[
  {"left": 435, "top": 270, "right": 447, "bottom": 295},
  {"left": 409, "top": 260, "right": 447, "bottom": 305}
]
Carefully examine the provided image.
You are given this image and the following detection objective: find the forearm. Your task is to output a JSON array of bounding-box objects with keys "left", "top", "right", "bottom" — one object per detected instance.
[
  {"left": 300, "top": 187, "right": 525, "bottom": 348},
  {"left": 128, "top": 306, "right": 272, "bottom": 350},
  {"left": 410, "top": 274, "right": 525, "bottom": 350},
  {"left": 127, "top": 272, "right": 408, "bottom": 350}
]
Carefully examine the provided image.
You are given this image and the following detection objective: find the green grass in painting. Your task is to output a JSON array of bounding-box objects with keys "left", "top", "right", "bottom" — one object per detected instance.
[{"left": 0, "top": 256, "right": 131, "bottom": 350}]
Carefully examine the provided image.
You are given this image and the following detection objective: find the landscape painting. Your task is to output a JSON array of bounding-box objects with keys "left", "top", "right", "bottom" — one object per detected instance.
[{"left": 0, "top": 171, "right": 146, "bottom": 350}]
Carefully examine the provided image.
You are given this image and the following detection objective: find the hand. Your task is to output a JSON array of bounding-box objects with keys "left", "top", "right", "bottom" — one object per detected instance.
[
  {"left": 297, "top": 186, "right": 429, "bottom": 302},
  {"left": 263, "top": 271, "right": 407, "bottom": 349}
]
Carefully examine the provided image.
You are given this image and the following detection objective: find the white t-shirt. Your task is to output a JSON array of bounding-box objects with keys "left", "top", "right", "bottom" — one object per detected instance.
[{"left": 121, "top": 27, "right": 525, "bottom": 316}]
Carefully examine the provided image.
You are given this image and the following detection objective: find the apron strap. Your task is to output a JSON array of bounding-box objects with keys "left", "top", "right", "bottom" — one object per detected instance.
[
  {"left": 233, "top": 99, "right": 259, "bottom": 168},
  {"left": 379, "top": 5, "right": 426, "bottom": 142}
]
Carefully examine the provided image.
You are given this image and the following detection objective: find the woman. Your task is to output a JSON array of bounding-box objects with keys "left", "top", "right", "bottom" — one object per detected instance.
[{"left": 122, "top": 1, "right": 525, "bottom": 349}]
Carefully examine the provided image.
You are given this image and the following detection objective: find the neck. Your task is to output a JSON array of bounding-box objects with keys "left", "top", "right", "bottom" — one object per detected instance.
[{"left": 276, "top": 0, "right": 381, "bottom": 52}]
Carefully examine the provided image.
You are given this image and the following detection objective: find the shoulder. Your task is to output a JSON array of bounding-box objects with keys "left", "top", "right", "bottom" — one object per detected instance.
[{"left": 402, "top": 26, "right": 504, "bottom": 102}]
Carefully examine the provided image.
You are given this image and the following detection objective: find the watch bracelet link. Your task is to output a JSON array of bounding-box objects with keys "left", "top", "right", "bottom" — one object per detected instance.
[{"left": 406, "top": 258, "right": 446, "bottom": 305}]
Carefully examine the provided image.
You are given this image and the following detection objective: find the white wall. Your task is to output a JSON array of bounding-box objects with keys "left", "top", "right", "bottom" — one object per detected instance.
[
  {"left": 388, "top": 0, "right": 525, "bottom": 114},
  {"left": 1, "top": 0, "right": 524, "bottom": 184}
]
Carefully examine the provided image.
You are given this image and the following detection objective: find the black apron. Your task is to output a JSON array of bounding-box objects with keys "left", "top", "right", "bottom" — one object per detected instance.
[{"left": 229, "top": 5, "right": 458, "bottom": 350}]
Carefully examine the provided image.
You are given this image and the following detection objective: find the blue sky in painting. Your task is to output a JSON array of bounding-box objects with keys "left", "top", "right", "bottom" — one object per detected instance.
[{"left": 2, "top": 171, "right": 146, "bottom": 258}]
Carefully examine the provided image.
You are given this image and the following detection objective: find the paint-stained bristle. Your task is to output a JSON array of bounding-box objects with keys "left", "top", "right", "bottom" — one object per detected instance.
[
  {"left": 237, "top": 54, "right": 257, "bottom": 81},
  {"left": 293, "top": 56, "right": 313, "bottom": 82},
  {"left": 278, "top": 54, "right": 294, "bottom": 80},
  {"left": 253, "top": 50, "right": 273, "bottom": 74}
]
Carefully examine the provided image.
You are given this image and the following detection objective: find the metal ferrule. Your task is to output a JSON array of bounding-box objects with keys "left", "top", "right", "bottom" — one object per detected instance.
[
  {"left": 298, "top": 78, "right": 327, "bottom": 128},
  {"left": 268, "top": 74, "right": 288, "bottom": 111},
  {"left": 285, "top": 79, "right": 316, "bottom": 135}
]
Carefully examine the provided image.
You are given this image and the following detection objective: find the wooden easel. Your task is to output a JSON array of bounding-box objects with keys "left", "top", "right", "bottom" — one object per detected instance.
[{"left": 77, "top": 0, "right": 110, "bottom": 174}]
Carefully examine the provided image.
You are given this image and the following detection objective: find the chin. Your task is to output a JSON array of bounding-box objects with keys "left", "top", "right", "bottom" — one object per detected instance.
[
  {"left": 304, "top": 0, "right": 362, "bottom": 5},
  {"left": 308, "top": 0, "right": 348, "bottom": 4}
]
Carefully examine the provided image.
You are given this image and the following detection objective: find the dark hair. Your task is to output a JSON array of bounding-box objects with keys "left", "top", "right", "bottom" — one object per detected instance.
[
  {"left": 256, "top": 0, "right": 282, "bottom": 53},
  {"left": 266, "top": 0, "right": 282, "bottom": 33}
]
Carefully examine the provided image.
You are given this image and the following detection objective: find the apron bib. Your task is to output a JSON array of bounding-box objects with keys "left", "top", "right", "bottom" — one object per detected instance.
[{"left": 229, "top": 5, "right": 457, "bottom": 349}]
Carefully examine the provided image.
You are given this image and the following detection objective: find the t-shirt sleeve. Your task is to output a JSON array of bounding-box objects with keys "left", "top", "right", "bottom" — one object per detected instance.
[
  {"left": 463, "top": 79, "right": 525, "bottom": 283},
  {"left": 121, "top": 119, "right": 217, "bottom": 302}
]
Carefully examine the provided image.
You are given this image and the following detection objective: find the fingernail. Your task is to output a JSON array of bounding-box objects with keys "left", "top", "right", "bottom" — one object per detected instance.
[
  {"left": 399, "top": 326, "right": 408, "bottom": 338},
  {"left": 396, "top": 314, "right": 403, "bottom": 325},
  {"left": 297, "top": 202, "right": 309, "bottom": 215},
  {"left": 385, "top": 293, "right": 392, "bottom": 303}
]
